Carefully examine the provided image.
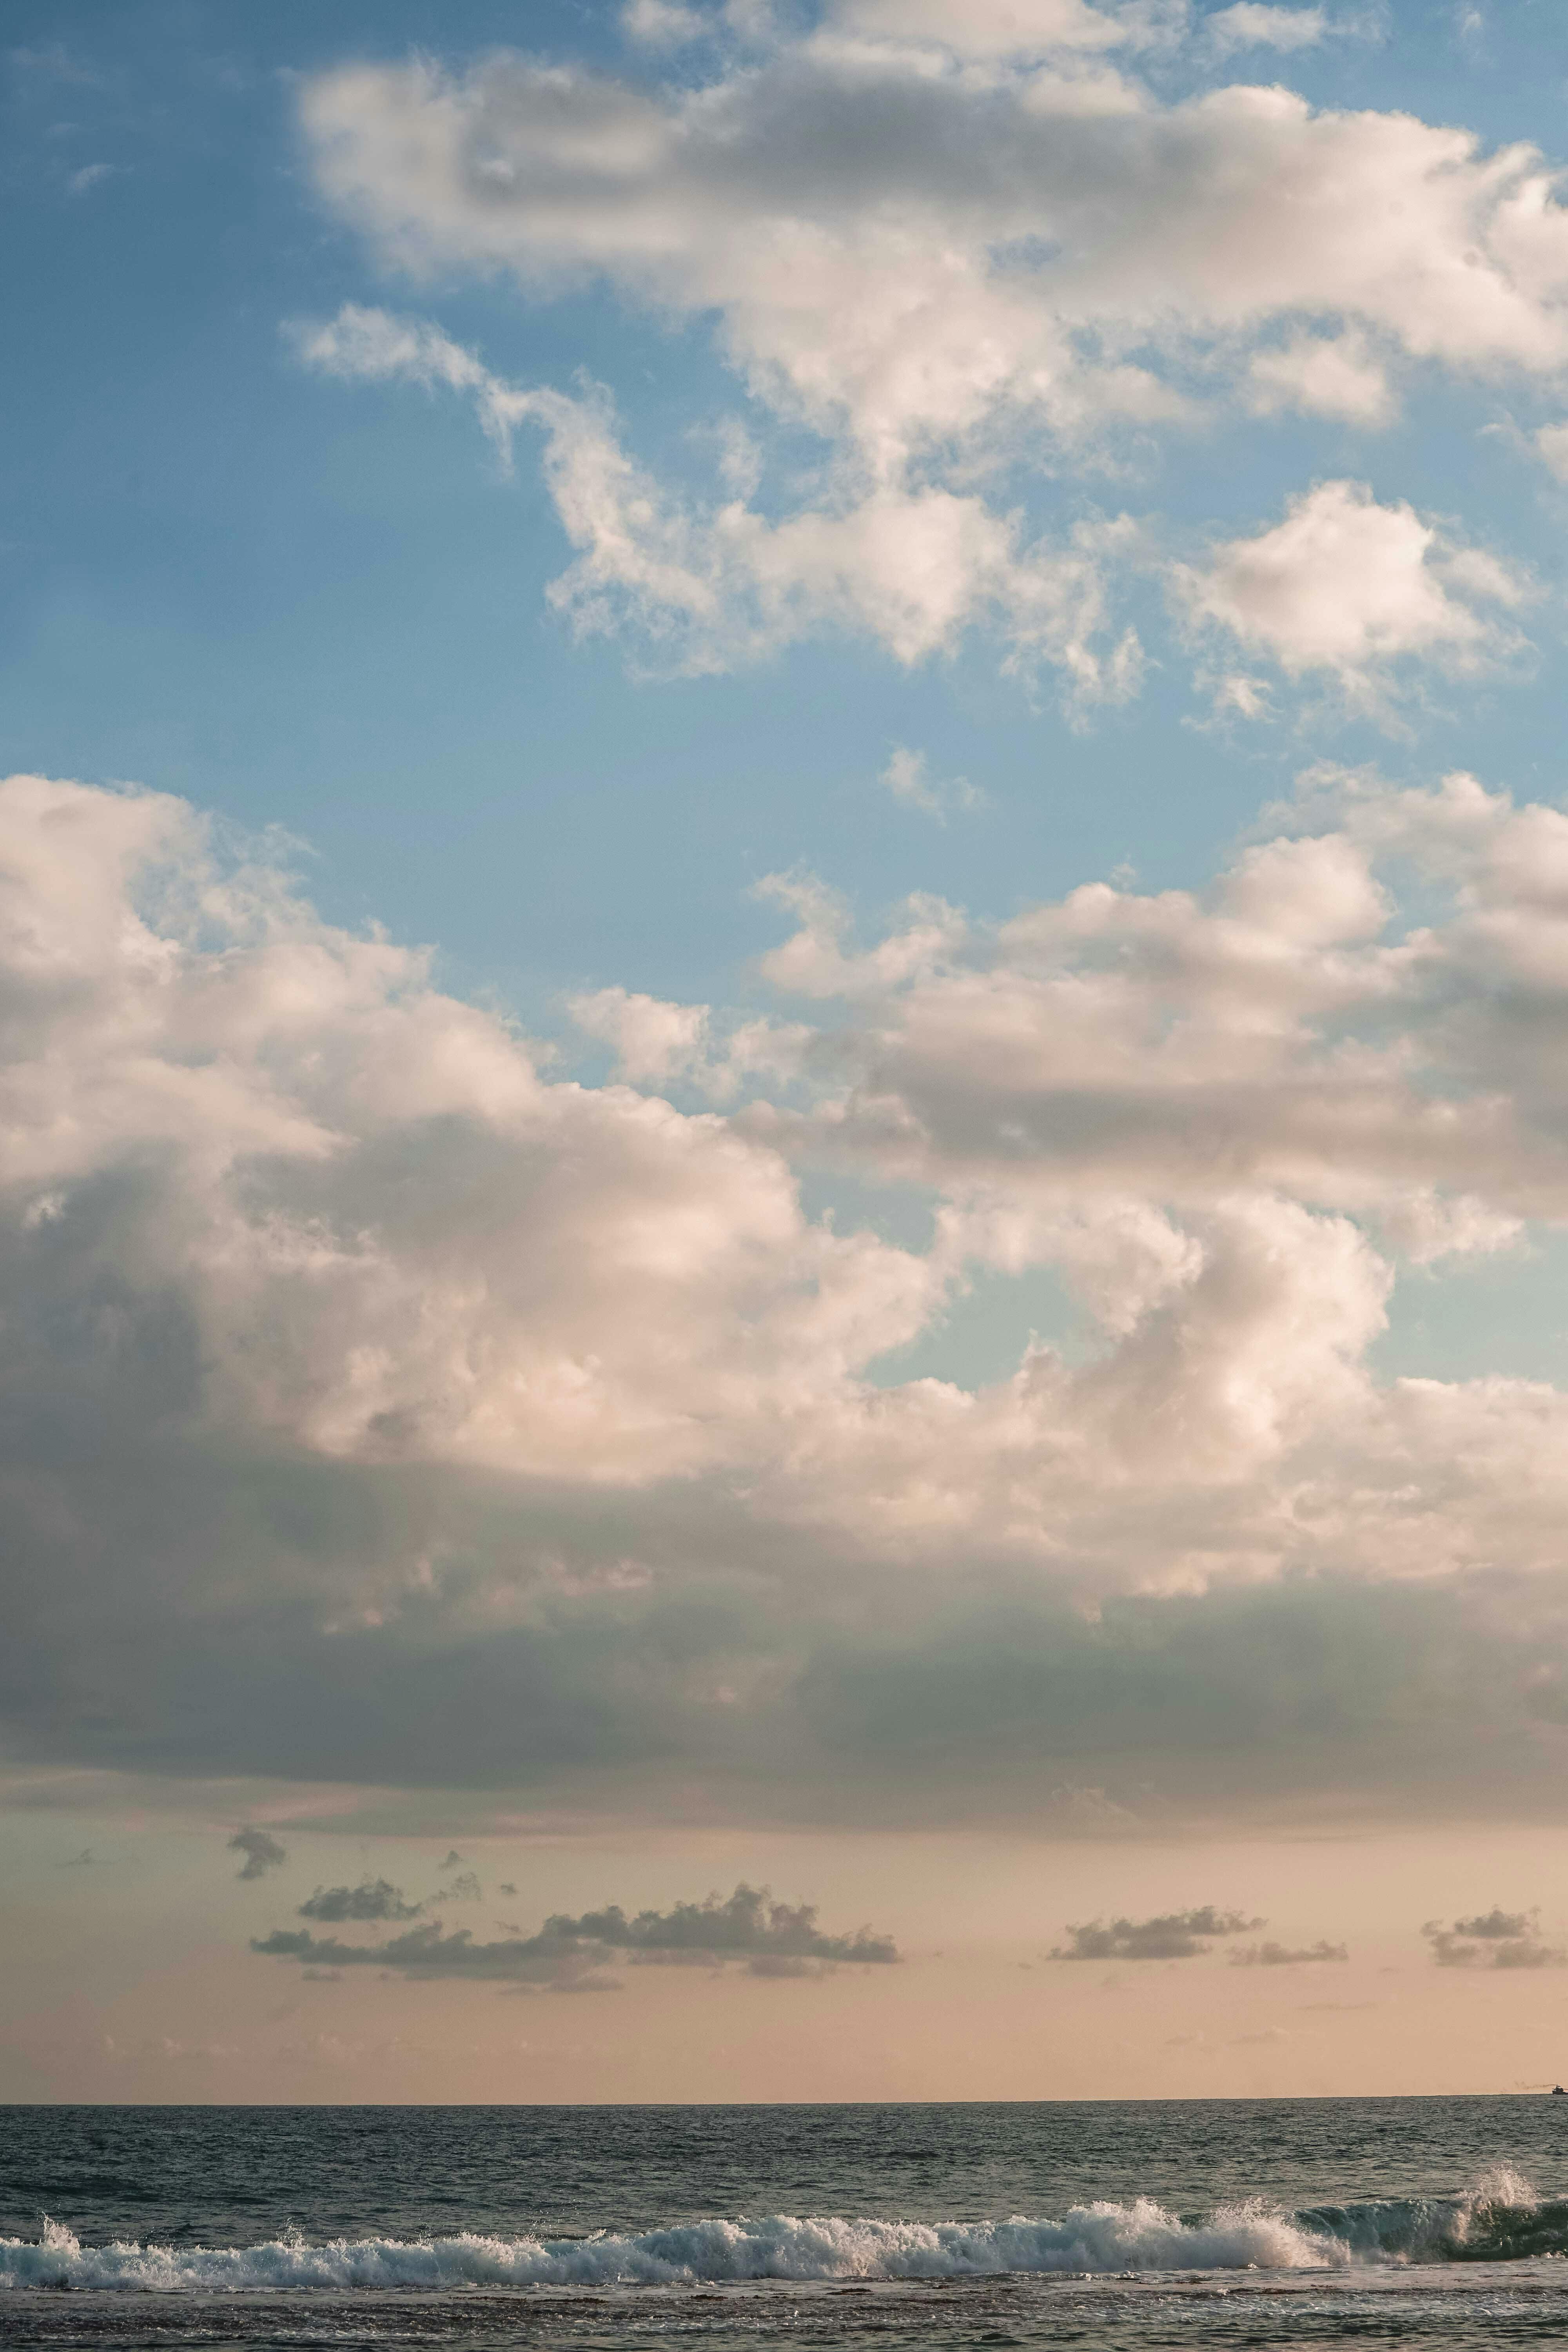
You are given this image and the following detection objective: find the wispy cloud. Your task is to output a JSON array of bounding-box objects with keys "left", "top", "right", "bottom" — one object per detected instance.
[{"left": 880, "top": 747, "right": 986, "bottom": 823}]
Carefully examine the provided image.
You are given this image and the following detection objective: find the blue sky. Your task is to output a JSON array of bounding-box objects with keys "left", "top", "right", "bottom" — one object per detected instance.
[
  {"left": 12, "top": 0, "right": 1568, "bottom": 2100},
  {"left": 9, "top": 0, "right": 1568, "bottom": 1041}
]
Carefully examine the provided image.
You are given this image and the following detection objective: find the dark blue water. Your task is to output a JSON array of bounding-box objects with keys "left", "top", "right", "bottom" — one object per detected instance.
[{"left": 5, "top": 2100, "right": 1568, "bottom": 2347}]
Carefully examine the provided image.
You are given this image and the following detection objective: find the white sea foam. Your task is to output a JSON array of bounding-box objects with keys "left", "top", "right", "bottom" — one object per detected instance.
[{"left": 0, "top": 2203, "right": 1345, "bottom": 2291}]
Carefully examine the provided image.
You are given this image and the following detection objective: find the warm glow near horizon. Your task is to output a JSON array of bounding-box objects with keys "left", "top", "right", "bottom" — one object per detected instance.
[{"left": 9, "top": 0, "right": 1568, "bottom": 2109}]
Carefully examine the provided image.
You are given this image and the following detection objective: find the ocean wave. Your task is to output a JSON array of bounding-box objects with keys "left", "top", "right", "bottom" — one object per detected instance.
[
  {"left": 2, "top": 2171, "right": 1561, "bottom": 2292},
  {"left": 0, "top": 2206, "right": 1341, "bottom": 2290},
  {"left": 1304, "top": 2165, "right": 1568, "bottom": 2265}
]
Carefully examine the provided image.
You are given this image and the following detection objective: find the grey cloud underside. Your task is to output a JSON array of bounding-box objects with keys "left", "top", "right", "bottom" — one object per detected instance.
[
  {"left": 10, "top": 1428, "right": 1568, "bottom": 1822},
  {"left": 253, "top": 1882, "right": 897, "bottom": 1984},
  {"left": 1051, "top": 1906, "right": 1265, "bottom": 1960},
  {"left": 13, "top": 775, "right": 1568, "bottom": 1829},
  {"left": 8, "top": 1432, "right": 1568, "bottom": 1824}
]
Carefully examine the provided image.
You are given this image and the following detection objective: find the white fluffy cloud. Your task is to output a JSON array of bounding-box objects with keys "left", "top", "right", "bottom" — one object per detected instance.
[
  {"left": 298, "top": 305, "right": 1139, "bottom": 691},
  {"left": 295, "top": 28, "right": 1568, "bottom": 700},
  {"left": 744, "top": 767, "right": 1568, "bottom": 1228},
  {"left": 1174, "top": 480, "right": 1531, "bottom": 708},
  {"left": 302, "top": 39, "right": 1568, "bottom": 414},
  {"left": 13, "top": 770, "right": 1568, "bottom": 1815}
]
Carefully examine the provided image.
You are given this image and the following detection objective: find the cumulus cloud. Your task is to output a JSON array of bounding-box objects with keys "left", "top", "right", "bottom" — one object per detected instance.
[
  {"left": 296, "top": 306, "right": 1137, "bottom": 695},
  {"left": 300, "top": 42, "right": 1568, "bottom": 438},
  {"left": 1175, "top": 481, "right": 1530, "bottom": 711},
  {"left": 298, "top": 1878, "right": 422, "bottom": 1922},
  {"left": 1051, "top": 1906, "right": 1264, "bottom": 1959},
  {"left": 1245, "top": 333, "right": 1393, "bottom": 425},
  {"left": 1423, "top": 1909, "right": 1567, "bottom": 1967},
  {"left": 293, "top": 32, "right": 1568, "bottom": 697},
  {"left": 1230, "top": 1938, "right": 1349, "bottom": 1965},
  {"left": 228, "top": 1829, "right": 287, "bottom": 1880},
  {"left": 16, "top": 769, "right": 1568, "bottom": 1823},
  {"left": 255, "top": 1882, "right": 897, "bottom": 1984},
  {"left": 566, "top": 984, "right": 810, "bottom": 1102}
]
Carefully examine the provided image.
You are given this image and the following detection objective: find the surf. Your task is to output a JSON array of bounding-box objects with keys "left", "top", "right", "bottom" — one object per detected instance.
[{"left": 5, "top": 2168, "right": 1564, "bottom": 2292}]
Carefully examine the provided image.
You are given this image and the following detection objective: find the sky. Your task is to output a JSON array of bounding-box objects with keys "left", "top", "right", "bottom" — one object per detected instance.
[{"left": 8, "top": 0, "right": 1568, "bottom": 2103}]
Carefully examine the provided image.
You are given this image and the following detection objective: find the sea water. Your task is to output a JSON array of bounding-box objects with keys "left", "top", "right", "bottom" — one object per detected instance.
[{"left": 5, "top": 2099, "right": 1568, "bottom": 2347}]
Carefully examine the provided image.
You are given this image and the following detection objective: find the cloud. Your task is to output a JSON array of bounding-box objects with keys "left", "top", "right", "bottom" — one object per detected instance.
[
  {"left": 1454, "top": 1906, "right": 1534, "bottom": 1937},
  {"left": 228, "top": 1828, "right": 287, "bottom": 1880},
  {"left": 1051, "top": 1906, "right": 1265, "bottom": 1959},
  {"left": 294, "top": 33, "right": 1568, "bottom": 695},
  {"left": 1230, "top": 1938, "right": 1348, "bottom": 1964},
  {"left": 1534, "top": 423, "right": 1568, "bottom": 483},
  {"left": 253, "top": 1921, "right": 612, "bottom": 1987},
  {"left": 255, "top": 1882, "right": 897, "bottom": 1984},
  {"left": 828, "top": 0, "right": 1150, "bottom": 57},
  {"left": 295, "top": 307, "right": 1137, "bottom": 697},
  {"left": 298, "top": 1878, "right": 422, "bottom": 1922},
  {"left": 1205, "top": 5, "right": 1329, "bottom": 54},
  {"left": 19, "top": 769, "right": 1568, "bottom": 1826},
  {"left": 880, "top": 747, "right": 986, "bottom": 822},
  {"left": 1244, "top": 334, "right": 1393, "bottom": 425},
  {"left": 622, "top": 0, "right": 706, "bottom": 43},
  {"left": 1423, "top": 1911, "right": 1568, "bottom": 1968},
  {"left": 538, "top": 1884, "right": 898, "bottom": 1962},
  {"left": 1174, "top": 481, "right": 1530, "bottom": 712},
  {"left": 300, "top": 42, "right": 1568, "bottom": 438}
]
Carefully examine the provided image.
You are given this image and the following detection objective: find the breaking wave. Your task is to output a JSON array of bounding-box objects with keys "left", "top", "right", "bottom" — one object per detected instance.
[{"left": 3, "top": 2171, "right": 1563, "bottom": 2292}]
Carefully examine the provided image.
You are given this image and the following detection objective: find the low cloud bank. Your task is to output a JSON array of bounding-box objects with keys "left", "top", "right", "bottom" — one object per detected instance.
[
  {"left": 253, "top": 1882, "right": 898, "bottom": 1987},
  {"left": 1230, "top": 1940, "right": 1348, "bottom": 1967},
  {"left": 540, "top": 1885, "right": 897, "bottom": 1964},
  {"left": 298, "top": 1878, "right": 422, "bottom": 1923},
  {"left": 1052, "top": 1907, "right": 1264, "bottom": 1961},
  {"left": 1423, "top": 1911, "right": 1567, "bottom": 1969}
]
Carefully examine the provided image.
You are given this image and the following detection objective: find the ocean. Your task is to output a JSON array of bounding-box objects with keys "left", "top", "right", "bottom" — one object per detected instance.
[{"left": 5, "top": 2099, "right": 1568, "bottom": 2348}]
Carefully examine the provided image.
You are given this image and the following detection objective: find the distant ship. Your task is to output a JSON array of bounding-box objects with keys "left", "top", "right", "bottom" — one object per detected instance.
[{"left": 1552, "top": 2085, "right": 1566, "bottom": 2096}]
